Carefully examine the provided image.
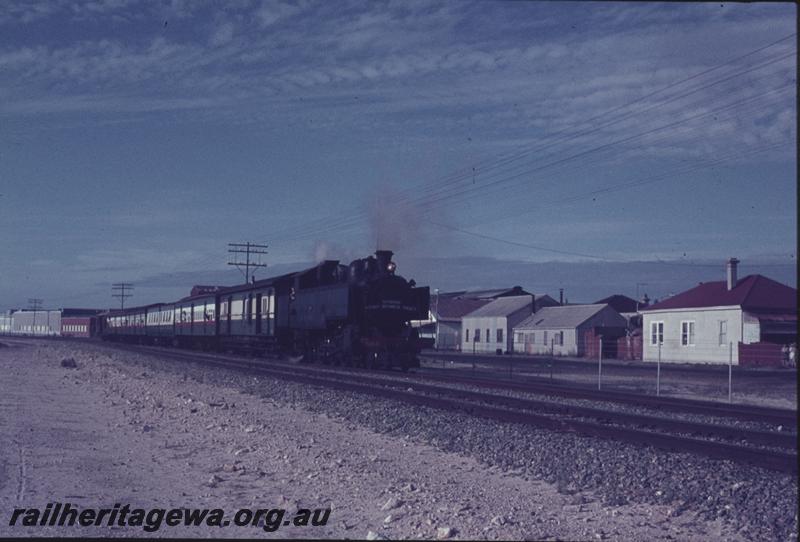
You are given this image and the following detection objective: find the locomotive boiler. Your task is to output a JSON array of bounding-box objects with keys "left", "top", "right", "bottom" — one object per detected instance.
[{"left": 101, "top": 250, "right": 430, "bottom": 370}]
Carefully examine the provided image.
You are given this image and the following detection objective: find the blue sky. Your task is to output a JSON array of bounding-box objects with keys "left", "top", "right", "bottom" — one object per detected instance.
[{"left": 0, "top": 1, "right": 796, "bottom": 309}]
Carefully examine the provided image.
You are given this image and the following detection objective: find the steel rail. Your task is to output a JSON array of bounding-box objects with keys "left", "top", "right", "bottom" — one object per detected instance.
[
  {"left": 416, "top": 366, "right": 798, "bottom": 426},
  {"left": 115, "top": 344, "right": 798, "bottom": 474}
]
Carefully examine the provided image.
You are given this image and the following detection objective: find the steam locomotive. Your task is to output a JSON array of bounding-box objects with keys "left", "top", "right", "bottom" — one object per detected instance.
[{"left": 100, "top": 250, "right": 430, "bottom": 370}]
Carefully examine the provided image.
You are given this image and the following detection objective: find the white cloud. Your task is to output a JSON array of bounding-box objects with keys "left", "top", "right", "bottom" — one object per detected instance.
[
  {"left": 210, "top": 21, "right": 235, "bottom": 46},
  {"left": 255, "top": 0, "right": 305, "bottom": 27}
]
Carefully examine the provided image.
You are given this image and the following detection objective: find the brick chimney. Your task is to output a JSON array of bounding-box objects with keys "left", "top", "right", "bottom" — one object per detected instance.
[{"left": 726, "top": 257, "right": 739, "bottom": 291}]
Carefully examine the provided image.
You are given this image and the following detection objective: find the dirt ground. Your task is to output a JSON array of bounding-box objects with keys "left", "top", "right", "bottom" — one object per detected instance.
[{"left": 0, "top": 340, "right": 751, "bottom": 540}]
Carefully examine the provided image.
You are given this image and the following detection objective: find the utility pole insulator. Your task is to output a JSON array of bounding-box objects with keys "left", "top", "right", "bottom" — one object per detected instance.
[
  {"left": 111, "top": 283, "right": 134, "bottom": 310},
  {"left": 228, "top": 242, "right": 269, "bottom": 282}
]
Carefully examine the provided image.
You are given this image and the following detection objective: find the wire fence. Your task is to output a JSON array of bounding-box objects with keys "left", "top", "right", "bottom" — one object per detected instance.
[{"left": 423, "top": 336, "right": 797, "bottom": 406}]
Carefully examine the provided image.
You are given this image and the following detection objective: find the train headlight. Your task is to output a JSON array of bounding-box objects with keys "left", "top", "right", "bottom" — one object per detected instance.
[{"left": 387, "top": 261, "right": 396, "bottom": 273}]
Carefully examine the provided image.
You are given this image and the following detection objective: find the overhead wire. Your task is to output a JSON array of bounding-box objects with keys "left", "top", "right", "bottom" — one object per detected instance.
[
  {"left": 268, "top": 51, "right": 795, "bottom": 247},
  {"left": 275, "top": 72, "right": 794, "bottom": 244},
  {"left": 265, "top": 34, "right": 796, "bottom": 242}
]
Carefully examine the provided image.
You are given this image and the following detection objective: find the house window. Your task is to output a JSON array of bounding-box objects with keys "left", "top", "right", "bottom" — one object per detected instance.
[
  {"left": 497, "top": 329, "right": 503, "bottom": 343},
  {"left": 556, "top": 331, "right": 564, "bottom": 346},
  {"left": 718, "top": 320, "right": 728, "bottom": 346},
  {"left": 465, "top": 329, "right": 470, "bottom": 342},
  {"left": 681, "top": 321, "right": 695, "bottom": 346},
  {"left": 515, "top": 332, "right": 523, "bottom": 343},
  {"left": 475, "top": 329, "right": 481, "bottom": 342},
  {"left": 650, "top": 321, "right": 664, "bottom": 345},
  {"left": 543, "top": 330, "right": 549, "bottom": 345},
  {"left": 486, "top": 329, "right": 490, "bottom": 343}
]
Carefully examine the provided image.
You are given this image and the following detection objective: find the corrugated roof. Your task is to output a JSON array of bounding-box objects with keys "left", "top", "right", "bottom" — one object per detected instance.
[
  {"left": 593, "top": 294, "right": 643, "bottom": 313},
  {"left": 463, "top": 295, "right": 533, "bottom": 318},
  {"left": 515, "top": 303, "right": 610, "bottom": 329},
  {"left": 434, "top": 297, "right": 492, "bottom": 320},
  {"left": 437, "top": 286, "right": 532, "bottom": 300},
  {"left": 643, "top": 275, "right": 797, "bottom": 312}
]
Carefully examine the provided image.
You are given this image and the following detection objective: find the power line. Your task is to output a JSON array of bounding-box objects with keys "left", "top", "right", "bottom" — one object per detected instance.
[
  {"left": 271, "top": 63, "right": 794, "bottom": 245},
  {"left": 111, "top": 283, "right": 133, "bottom": 310},
  {"left": 425, "top": 139, "right": 793, "bottom": 268},
  {"left": 266, "top": 34, "right": 796, "bottom": 243},
  {"left": 227, "top": 242, "right": 269, "bottom": 282},
  {"left": 275, "top": 76, "right": 793, "bottom": 244}
]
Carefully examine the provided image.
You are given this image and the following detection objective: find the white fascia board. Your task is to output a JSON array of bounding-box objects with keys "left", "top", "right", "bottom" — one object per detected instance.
[{"left": 642, "top": 305, "right": 740, "bottom": 315}]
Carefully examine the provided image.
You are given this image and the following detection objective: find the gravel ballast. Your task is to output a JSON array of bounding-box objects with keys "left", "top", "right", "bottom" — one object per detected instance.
[{"left": 1, "top": 340, "right": 796, "bottom": 540}]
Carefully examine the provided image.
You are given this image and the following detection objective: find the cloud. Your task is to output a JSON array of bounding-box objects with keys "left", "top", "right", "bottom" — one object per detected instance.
[
  {"left": 255, "top": 1, "right": 305, "bottom": 28},
  {"left": 210, "top": 21, "right": 235, "bottom": 46}
]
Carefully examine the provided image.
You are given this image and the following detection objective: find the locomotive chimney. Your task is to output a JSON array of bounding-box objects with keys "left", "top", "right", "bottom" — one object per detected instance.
[
  {"left": 559, "top": 288, "right": 564, "bottom": 305},
  {"left": 375, "top": 250, "right": 393, "bottom": 274},
  {"left": 531, "top": 294, "right": 536, "bottom": 315},
  {"left": 726, "top": 257, "right": 739, "bottom": 291}
]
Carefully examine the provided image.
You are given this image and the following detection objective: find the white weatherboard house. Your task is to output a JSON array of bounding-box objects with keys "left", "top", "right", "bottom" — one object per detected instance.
[
  {"left": 512, "top": 303, "right": 626, "bottom": 357},
  {"left": 641, "top": 259, "right": 797, "bottom": 364},
  {"left": 461, "top": 295, "right": 534, "bottom": 354}
]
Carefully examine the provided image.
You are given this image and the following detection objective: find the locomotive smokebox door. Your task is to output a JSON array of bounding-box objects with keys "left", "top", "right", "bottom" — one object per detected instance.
[{"left": 375, "top": 250, "right": 394, "bottom": 274}]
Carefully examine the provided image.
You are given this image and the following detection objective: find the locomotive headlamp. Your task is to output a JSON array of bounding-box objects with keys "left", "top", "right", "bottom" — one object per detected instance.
[{"left": 387, "top": 261, "right": 397, "bottom": 273}]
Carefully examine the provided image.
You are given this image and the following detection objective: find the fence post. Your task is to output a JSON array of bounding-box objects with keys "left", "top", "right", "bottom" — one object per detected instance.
[
  {"left": 597, "top": 335, "right": 603, "bottom": 391},
  {"left": 728, "top": 341, "right": 733, "bottom": 403},
  {"left": 657, "top": 342, "right": 661, "bottom": 396},
  {"left": 472, "top": 339, "right": 476, "bottom": 372},
  {"left": 550, "top": 338, "right": 554, "bottom": 380}
]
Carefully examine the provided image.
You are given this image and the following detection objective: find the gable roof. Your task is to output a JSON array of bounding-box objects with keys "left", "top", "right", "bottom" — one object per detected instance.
[
  {"left": 593, "top": 294, "right": 643, "bottom": 313},
  {"left": 463, "top": 295, "right": 533, "bottom": 318},
  {"left": 437, "top": 286, "right": 531, "bottom": 300},
  {"left": 515, "top": 303, "right": 614, "bottom": 330},
  {"left": 434, "top": 297, "right": 492, "bottom": 320},
  {"left": 643, "top": 274, "right": 797, "bottom": 313}
]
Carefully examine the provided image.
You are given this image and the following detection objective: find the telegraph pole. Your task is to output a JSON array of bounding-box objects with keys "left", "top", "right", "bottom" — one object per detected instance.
[
  {"left": 228, "top": 242, "right": 269, "bottom": 282},
  {"left": 28, "top": 298, "right": 42, "bottom": 335},
  {"left": 112, "top": 283, "right": 133, "bottom": 310},
  {"left": 636, "top": 282, "right": 648, "bottom": 312}
]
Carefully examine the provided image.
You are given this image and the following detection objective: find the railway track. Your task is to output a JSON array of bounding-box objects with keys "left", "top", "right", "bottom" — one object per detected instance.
[
  {"left": 8, "top": 336, "right": 796, "bottom": 424},
  {"left": 110, "top": 343, "right": 797, "bottom": 473},
  {"left": 416, "top": 366, "right": 797, "bottom": 426}
]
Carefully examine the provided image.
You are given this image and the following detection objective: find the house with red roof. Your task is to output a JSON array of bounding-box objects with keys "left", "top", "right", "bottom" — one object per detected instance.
[{"left": 641, "top": 258, "right": 797, "bottom": 365}]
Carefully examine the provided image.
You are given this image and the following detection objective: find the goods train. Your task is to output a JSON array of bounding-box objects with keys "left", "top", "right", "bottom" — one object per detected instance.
[{"left": 100, "top": 250, "right": 430, "bottom": 370}]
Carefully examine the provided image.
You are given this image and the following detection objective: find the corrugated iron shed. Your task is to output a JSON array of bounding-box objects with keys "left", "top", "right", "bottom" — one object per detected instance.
[
  {"left": 464, "top": 295, "right": 533, "bottom": 318},
  {"left": 516, "top": 303, "right": 611, "bottom": 330}
]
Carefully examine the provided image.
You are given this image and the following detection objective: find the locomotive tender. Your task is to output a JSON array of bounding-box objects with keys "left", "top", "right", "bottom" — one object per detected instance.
[{"left": 101, "top": 250, "right": 430, "bottom": 370}]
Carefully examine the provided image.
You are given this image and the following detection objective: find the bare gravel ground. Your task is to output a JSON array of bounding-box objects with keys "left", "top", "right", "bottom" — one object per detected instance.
[{"left": 0, "top": 340, "right": 795, "bottom": 540}]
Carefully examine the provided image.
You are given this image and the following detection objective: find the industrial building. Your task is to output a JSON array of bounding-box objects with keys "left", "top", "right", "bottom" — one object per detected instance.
[
  {"left": 413, "top": 287, "right": 559, "bottom": 350},
  {"left": 6, "top": 309, "right": 62, "bottom": 336},
  {"left": 0, "top": 308, "right": 104, "bottom": 337},
  {"left": 461, "top": 295, "right": 538, "bottom": 354},
  {"left": 513, "top": 303, "right": 627, "bottom": 357}
]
